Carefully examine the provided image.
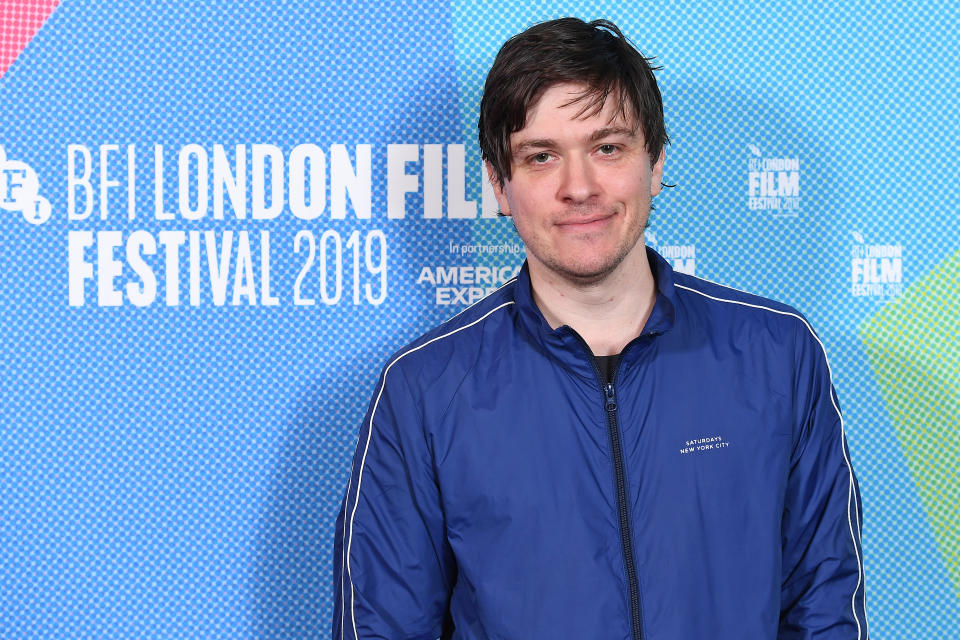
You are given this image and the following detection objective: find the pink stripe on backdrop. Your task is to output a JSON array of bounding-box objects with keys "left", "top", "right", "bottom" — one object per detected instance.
[{"left": 0, "top": 0, "right": 59, "bottom": 80}]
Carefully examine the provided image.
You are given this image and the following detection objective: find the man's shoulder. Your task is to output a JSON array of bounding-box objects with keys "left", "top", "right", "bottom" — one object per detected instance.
[
  {"left": 669, "top": 270, "right": 813, "bottom": 342},
  {"left": 381, "top": 278, "right": 519, "bottom": 379},
  {"left": 670, "top": 270, "right": 796, "bottom": 313}
]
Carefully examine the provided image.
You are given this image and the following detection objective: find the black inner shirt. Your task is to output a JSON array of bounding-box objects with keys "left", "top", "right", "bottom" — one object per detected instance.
[{"left": 594, "top": 354, "right": 621, "bottom": 385}]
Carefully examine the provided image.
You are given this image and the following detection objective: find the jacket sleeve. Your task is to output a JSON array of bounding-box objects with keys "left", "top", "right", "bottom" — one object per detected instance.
[
  {"left": 779, "top": 319, "right": 870, "bottom": 639},
  {"left": 332, "top": 359, "right": 456, "bottom": 640}
]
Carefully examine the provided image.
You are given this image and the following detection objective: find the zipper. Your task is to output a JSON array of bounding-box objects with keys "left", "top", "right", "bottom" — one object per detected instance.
[
  {"left": 603, "top": 379, "right": 644, "bottom": 640},
  {"left": 571, "top": 331, "right": 644, "bottom": 640}
]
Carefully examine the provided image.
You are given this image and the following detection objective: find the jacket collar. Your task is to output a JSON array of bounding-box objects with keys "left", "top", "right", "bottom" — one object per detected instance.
[{"left": 512, "top": 246, "right": 678, "bottom": 385}]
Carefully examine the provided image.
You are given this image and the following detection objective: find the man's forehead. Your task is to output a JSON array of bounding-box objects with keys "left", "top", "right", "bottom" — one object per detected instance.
[{"left": 515, "top": 83, "right": 639, "bottom": 137}]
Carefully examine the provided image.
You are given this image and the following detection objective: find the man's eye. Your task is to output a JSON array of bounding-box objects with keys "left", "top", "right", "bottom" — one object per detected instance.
[
  {"left": 530, "top": 152, "right": 551, "bottom": 164},
  {"left": 598, "top": 144, "right": 618, "bottom": 155}
]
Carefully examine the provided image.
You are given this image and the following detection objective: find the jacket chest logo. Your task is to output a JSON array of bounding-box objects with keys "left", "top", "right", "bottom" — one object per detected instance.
[{"left": 679, "top": 435, "right": 731, "bottom": 455}]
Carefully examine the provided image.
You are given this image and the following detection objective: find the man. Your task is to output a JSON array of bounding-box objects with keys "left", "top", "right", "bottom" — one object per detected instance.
[{"left": 333, "top": 17, "right": 868, "bottom": 640}]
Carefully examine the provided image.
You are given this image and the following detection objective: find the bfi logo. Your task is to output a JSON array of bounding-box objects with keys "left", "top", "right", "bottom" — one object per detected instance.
[{"left": 0, "top": 146, "right": 51, "bottom": 224}]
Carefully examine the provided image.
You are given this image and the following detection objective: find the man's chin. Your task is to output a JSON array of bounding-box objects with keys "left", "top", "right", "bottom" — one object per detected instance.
[{"left": 547, "top": 257, "right": 624, "bottom": 285}]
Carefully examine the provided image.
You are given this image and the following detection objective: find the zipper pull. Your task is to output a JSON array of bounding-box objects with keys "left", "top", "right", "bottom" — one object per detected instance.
[{"left": 605, "top": 383, "right": 617, "bottom": 412}]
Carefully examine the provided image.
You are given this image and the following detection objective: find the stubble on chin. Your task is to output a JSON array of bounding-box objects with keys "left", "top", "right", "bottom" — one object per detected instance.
[
  {"left": 540, "top": 246, "right": 634, "bottom": 285},
  {"left": 544, "top": 222, "right": 648, "bottom": 286},
  {"left": 532, "top": 233, "right": 644, "bottom": 288}
]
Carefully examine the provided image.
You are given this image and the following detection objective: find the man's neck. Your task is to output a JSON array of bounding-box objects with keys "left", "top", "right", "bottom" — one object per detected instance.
[{"left": 528, "top": 247, "right": 657, "bottom": 357}]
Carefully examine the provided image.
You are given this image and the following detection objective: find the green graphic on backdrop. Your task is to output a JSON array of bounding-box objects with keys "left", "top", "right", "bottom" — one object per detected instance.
[{"left": 861, "top": 249, "right": 960, "bottom": 598}]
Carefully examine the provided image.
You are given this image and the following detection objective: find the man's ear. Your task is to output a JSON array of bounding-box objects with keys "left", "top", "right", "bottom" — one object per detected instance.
[
  {"left": 650, "top": 148, "right": 666, "bottom": 198},
  {"left": 485, "top": 161, "right": 511, "bottom": 217}
]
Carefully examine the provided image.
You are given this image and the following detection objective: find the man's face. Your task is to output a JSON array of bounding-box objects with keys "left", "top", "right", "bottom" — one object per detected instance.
[{"left": 490, "top": 83, "right": 665, "bottom": 284}]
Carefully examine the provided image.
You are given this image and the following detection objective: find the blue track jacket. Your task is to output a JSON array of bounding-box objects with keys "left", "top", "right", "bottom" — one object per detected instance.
[{"left": 333, "top": 248, "right": 869, "bottom": 639}]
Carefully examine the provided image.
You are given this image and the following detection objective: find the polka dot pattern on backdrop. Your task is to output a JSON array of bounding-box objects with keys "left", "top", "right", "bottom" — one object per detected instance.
[{"left": 1, "top": 0, "right": 958, "bottom": 638}]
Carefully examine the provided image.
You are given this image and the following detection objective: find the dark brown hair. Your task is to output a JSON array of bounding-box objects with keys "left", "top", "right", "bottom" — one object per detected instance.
[{"left": 478, "top": 18, "right": 669, "bottom": 184}]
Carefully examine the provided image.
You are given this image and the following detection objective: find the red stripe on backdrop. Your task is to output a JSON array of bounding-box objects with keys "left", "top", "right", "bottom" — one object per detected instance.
[{"left": 0, "top": 0, "right": 59, "bottom": 80}]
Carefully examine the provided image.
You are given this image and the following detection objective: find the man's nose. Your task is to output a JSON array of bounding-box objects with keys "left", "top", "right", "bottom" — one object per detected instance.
[{"left": 557, "top": 156, "right": 599, "bottom": 203}]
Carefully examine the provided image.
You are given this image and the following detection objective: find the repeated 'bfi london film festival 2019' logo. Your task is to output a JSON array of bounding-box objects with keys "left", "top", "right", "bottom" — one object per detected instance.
[
  {"left": 747, "top": 145, "right": 800, "bottom": 216},
  {"left": 0, "top": 146, "right": 52, "bottom": 225},
  {"left": 646, "top": 231, "right": 696, "bottom": 275},
  {"left": 850, "top": 231, "right": 903, "bottom": 298}
]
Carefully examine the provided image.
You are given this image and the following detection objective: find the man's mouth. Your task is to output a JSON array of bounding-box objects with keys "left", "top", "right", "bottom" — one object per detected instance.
[{"left": 556, "top": 211, "right": 616, "bottom": 230}]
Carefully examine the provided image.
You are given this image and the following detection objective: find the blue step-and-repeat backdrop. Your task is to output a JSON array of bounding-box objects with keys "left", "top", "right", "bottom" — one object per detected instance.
[{"left": 2, "top": 1, "right": 958, "bottom": 637}]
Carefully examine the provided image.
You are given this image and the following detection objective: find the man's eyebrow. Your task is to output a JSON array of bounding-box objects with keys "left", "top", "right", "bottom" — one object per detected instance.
[
  {"left": 511, "top": 127, "right": 639, "bottom": 155},
  {"left": 588, "top": 126, "right": 638, "bottom": 142},
  {"left": 511, "top": 138, "right": 555, "bottom": 155}
]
